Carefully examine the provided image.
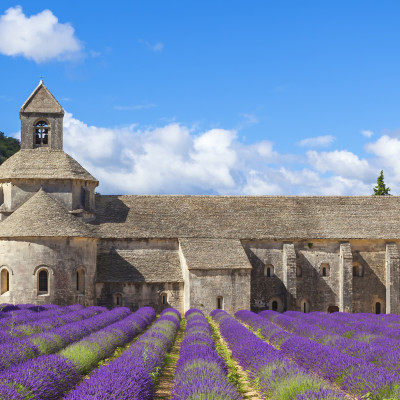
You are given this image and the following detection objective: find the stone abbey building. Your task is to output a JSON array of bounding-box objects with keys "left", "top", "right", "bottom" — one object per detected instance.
[{"left": 0, "top": 80, "right": 399, "bottom": 315}]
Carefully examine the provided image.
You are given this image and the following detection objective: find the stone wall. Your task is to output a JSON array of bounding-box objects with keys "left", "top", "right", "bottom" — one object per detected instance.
[
  {"left": 20, "top": 113, "right": 63, "bottom": 150},
  {"left": 0, "top": 180, "right": 97, "bottom": 214},
  {"left": 243, "top": 239, "right": 397, "bottom": 314},
  {"left": 188, "top": 269, "right": 250, "bottom": 315},
  {"left": 0, "top": 237, "right": 97, "bottom": 306},
  {"left": 95, "top": 281, "right": 184, "bottom": 314}
]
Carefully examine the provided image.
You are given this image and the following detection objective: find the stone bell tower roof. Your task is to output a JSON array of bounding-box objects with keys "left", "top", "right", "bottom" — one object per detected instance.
[
  {"left": 0, "top": 189, "right": 95, "bottom": 238},
  {"left": 0, "top": 149, "right": 97, "bottom": 183},
  {"left": 20, "top": 78, "right": 64, "bottom": 115}
]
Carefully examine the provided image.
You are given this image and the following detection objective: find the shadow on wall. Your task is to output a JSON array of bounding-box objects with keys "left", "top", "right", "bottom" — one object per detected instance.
[
  {"left": 247, "top": 249, "right": 287, "bottom": 313},
  {"left": 352, "top": 252, "right": 386, "bottom": 313},
  {"left": 96, "top": 250, "right": 146, "bottom": 309},
  {"left": 296, "top": 253, "right": 338, "bottom": 313}
]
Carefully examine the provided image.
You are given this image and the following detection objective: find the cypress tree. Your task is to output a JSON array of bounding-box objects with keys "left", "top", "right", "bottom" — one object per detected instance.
[{"left": 373, "top": 170, "right": 391, "bottom": 195}]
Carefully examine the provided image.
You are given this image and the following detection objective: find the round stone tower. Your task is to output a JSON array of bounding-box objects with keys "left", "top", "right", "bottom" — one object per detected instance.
[{"left": 0, "top": 80, "right": 99, "bottom": 306}]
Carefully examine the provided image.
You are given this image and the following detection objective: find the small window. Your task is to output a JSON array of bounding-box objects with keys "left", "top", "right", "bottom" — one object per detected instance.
[
  {"left": 264, "top": 264, "right": 274, "bottom": 277},
  {"left": 217, "top": 296, "right": 224, "bottom": 310},
  {"left": 81, "top": 187, "right": 90, "bottom": 210},
  {"left": 76, "top": 268, "right": 85, "bottom": 294},
  {"left": 353, "top": 262, "right": 363, "bottom": 277},
  {"left": 1, "top": 269, "right": 9, "bottom": 294},
  {"left": 35, "top": 121, "right": 49, "bottom": 146},
  {"left": 301, "top": 299, "right": 310, "bottom": 313},
  {"left": 161, "top": 292, "right": 167, "bottom": 305},
  {"left": 114, "top": 294, "right": 122, "bottom": 307},
  {"left": 320, "top": 263, "right": 330, "bottom": 277},
  {"left": 296, "top": 265, "right": 302, "bottom": 277},
  {"left": 272, "top": 300, "right": 278, "bottom": 311},
  {"left": 375, "top": 301, "right": 381, "bottom": 315},
  {"left": 38, "top": 270, "right": 48, "bottom": 293}
]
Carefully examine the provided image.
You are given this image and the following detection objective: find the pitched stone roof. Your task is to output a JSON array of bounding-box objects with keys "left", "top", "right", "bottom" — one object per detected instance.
[
  {"left": 0, "top": 189, "right": 95, "bottom": 238},
  {"left": 96, "top": 249, "right": 182, "bottom": 283},
  {"left": 0, "top": 149, "right": 97, "bottom": 182},
  {"left": 20, "top": 80, "right": 63, "bottom": 114},
  {"left": 179, "top": 238, "right": 252, "bottom": 270},
  {"left": 93, "top": 195, "right": 400, "bottom": 240}
]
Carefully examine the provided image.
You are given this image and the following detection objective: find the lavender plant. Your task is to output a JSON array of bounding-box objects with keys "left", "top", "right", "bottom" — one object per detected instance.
[
  {"left": 212, "top": 310, "right": 346, "bottom": 399},
  {"left": 171, "top": 309, "right": 242, "bottom": 400},
  {"left": 0, "top": 307, "right": 156, "bottom": 400},
  {"left": 63, "top": 307, "right": 180, "bottom": 400}
]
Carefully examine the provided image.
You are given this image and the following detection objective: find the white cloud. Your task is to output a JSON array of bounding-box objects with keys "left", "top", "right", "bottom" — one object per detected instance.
[
  {"left": 61, "top": 113, "right": 400, "bottom": 195},
  {"left": 0, "top": 6, "right": 82, "bottom": 62},
  {"left": 365, "top": 135, "right": 400, "bottom": 182},
  {"left": 299, "top": 135, "right": 336, "bottom": 148},
  {"left": 138, "top": 39, "right": 164, "bottom": 52},
  {"left": 307, "top": 150, "right": 374, "bottom": 181},
  {"left": 361, "top": 130, "right": 374, "bottom": 138}
]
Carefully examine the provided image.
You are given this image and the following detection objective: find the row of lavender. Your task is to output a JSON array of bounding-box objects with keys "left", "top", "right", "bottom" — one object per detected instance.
[
  {"left": 0, "top": 306, "right": 157, "bottom": 399},
  {"left": 262, "top": 310, "right": 400, "bottom": 375},
  {"left": 212, "top": 309, "right": 347, "bottom": 400},
  {"left": 236, "top": 310, "right": 400, "bottom": 399},
  {"left": 171, "top": 309, "right": 242, "bottom": 400},
  {"left": 64, "top": 308, "right": 181, "bottom": 399}
]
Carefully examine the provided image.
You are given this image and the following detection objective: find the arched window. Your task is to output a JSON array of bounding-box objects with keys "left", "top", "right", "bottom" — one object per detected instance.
[
  {"left": 296, "top": 265, "right": 302, "bottom": 277},
  {"left": 301, "top": 299, "right": 310, "bottom": 313},
  {"left": 161, "top": 292, "right": 168, "bottom": 305},
  {"left": 264, "top": 264, "right": 274, "bottom": 277},
  {"left": 327, "top": 305, "right": 339, "bottom": 313},
  {"left": 38, "top": 270, "right": 48, "bottom": 293},
  {"left": 353, "top": 262, "right": 363, "bottom": 277},
  {"left": 35, "top": 121, "right": 49, "bottom": 146},
  {"left": 217, "top": 296, "right": 224, "bottom": 310},
  {"left": 320, "top": 263, "right": 330, "bottom": 277},
  {"left": 1, "top": 269, "right": 9, "bottom": 294},
  {"left": 114, "top": 293, "right": 122, "bottom": 307},
  {"left": 272, "top": 300, "right": 278, "bottom": 311},
  {"left": 375, "top": 301, "right": 381, "bottom": 315},
  {"left": 76, "top": 268, "right": 85, "bottom": 294}
]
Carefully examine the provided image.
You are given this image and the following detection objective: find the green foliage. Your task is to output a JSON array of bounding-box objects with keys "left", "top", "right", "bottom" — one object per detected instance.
[
  {"left": 0, "top": 131, "right": 20, "bottom": 165},
  {"left": 373, "top": 170, "right": 391, "bottom": 195}
]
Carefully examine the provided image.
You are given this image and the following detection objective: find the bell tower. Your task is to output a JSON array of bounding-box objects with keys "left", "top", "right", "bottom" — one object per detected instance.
[{"left": 19, "top": 78, "right": 64, "bottom": 150}]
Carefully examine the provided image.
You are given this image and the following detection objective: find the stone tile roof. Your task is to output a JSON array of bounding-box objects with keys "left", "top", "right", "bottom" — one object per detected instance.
[
  {"left": 179, "top": 238, "right": 252, "bottom": 270},
  {"left": 93, "top": 195, "right": 400, "bottom": 240},
  {"left": 0, "top": 189, "right": 95, "bottom": 238},
  {"left": 20, "top": 80, "right": 63, "bottom": 114},
  {"left": 0, "top": 149, "right": 97, "bottom": 182},
  {"left": 96, "top": 249, "right": 182, "bottom": 283}
]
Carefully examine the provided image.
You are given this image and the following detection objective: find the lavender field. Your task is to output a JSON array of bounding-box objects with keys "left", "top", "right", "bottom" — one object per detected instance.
[{"left": 0, "top": 304, "right": 399, "bottom": 399}]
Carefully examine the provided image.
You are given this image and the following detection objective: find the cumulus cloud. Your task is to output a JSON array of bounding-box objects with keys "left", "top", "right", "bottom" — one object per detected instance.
[
  {"left": 0, "top": 6, "right": 82, "bottom": 62},
  {"left": 306, "top": 150, "right": 375, "bottom": 181},
  {"left": 298, "top": 135, "right": 336, "bottom": 148},
  {"left": 61, "top": 113, "right": 400, "bottom": 195}
]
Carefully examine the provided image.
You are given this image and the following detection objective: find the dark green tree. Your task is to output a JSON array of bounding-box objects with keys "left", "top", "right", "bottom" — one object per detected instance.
[
  {"left": 0, "top": 132, "right": 20, "bottom": 165},
  {"left": 373, "top": 170, "right": 391, "bottom": 195}
]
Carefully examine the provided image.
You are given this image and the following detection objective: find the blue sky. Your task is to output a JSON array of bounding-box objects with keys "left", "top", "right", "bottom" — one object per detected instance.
[{"left": 1, "top": 1, "right": 400, "bottom": 195}]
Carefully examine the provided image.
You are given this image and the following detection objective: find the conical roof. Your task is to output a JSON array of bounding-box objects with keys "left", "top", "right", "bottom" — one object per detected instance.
[
  {"left": 20, "top": 79, "right": 63, "bottom": 114},
  {"left": 0, "top": 149, "right": 97, "bottom": 182},
  {"left": 0, "top": 189, "right": 96, "bottom": 238}
]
